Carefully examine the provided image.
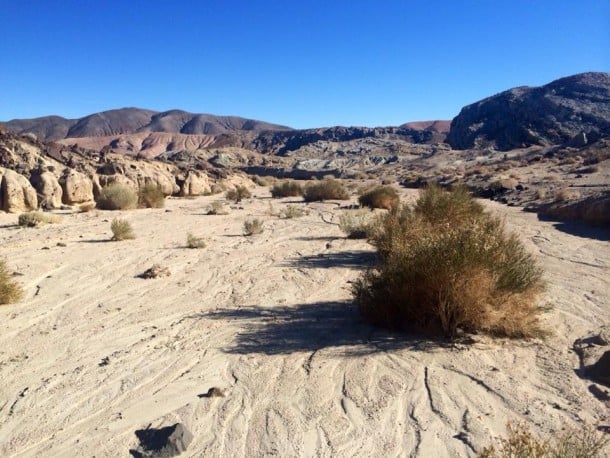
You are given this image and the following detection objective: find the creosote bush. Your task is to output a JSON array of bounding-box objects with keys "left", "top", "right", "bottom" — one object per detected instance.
[
  {"left": 353, "top": 184, "right": 545, "bottom": 338},
  {"left": 271, "top": 181, "right": 304, "bottom": 198},
  {"left": 97, "top": 183, "right": 138, "bottom": 210},
  {"left": 226, "top": 185, "right": 252, "bottom": 203},
  {"left": 186, "top": 232, "right": 206, "bottom": 249},
  {"left": 358, "top": 185, "right": 400, "bottom": 210},
  {"left": 479, "top": 422, "right": 609, "bottom": 458},
  {"left": 138, "top": 184, "right": 165, "bottom": 208},
  {"left": 110, "top": 218, "right": 135, "bottom": 241},
  {"left": 0, "top": 258, "right": 23, "bottom": 305},
  {"left": 339, "top": 210, "right": 373, "bottom": 239},
  {"left": 18, "top": 211, "right": 61, "bottom": 227},
  {"left": 243, "top": 218, "right": 264, "bottom": 236},
  {"left": 303, "top": 178, "right": 350, "bottom": 202}
]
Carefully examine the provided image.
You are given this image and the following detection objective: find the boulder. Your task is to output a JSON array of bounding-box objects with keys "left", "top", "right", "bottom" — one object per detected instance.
[
  {"left": 588, "top": 351, "right": 610, "bottom": 387},
  {"left": 0, "top": 168, "right": 38, "bottom": 213},
  {"left": 131, "top": 423, "right": 193, "bottom": 457},
  {"left": 60, "top": 169, "right": 94, "bottom": 205},
  {"left": 30, "top": 171, "right": 63, "bottom": 209},
  {"left": 180, "top": 170, "right": 210, "bottom": 196}
]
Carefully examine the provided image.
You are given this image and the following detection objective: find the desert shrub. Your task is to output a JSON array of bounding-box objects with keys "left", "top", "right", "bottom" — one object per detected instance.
[
  {"left": 186, "top": 232, "right": 206, "bottom": 249},
  {"left": 243, "top": 218, "right": 264, "bottom": 236},
  {"left": 303, "top": 178, "right": 350, "bottom": 202},
  {"left": 206, "top": 201, "right": 229, "bottom": 215},
  {"left": 97, "top": 184, "right": 138, "bottom": 210},
  {"left": 358, "top": 186, "right": 399, "bottom": 210},
  {"left": 271, "top": 181, "right": 303, "bottom": 198},
  {"left": 210, "top": 183, "right": 225, "bottom": 195},
  {"left": 18, "top": 211, "right": 61, "bottom": 227},
  {"left": 280, "top": 205, "right": 308, "bottom": 219},
  {"left": 353, "top": 185, "right": 544, "bottom": 338},
  {"left": 0, "top": 259, "right": 23, "bottom": 305},
  {"left": 79, "top": 202, "right": 96, "bottom": 213},
  {"left": 226, "top": 185, "right": 252, "bottom": 203},
  {"left": 554, "top": 185, "right": 579, "bottom": 202},
  {"left": 110, "top": 218, "right": 135, "bottom": 241},
  {"left": 251, "top": 175, "right": 274, "bottom": 186},
  {"left": 138, "top": 184, "right": 165, "bottom": 208},
  {"left": 339, "top": 210, "right": 373, "bottom": 239},
  {"left": 479, "top": 423, "right": 609, "bottom": 458}
]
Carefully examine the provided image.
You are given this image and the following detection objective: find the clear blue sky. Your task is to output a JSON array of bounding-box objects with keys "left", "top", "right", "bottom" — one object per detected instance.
[{"left": 1, "top": 0, "right": 608, "bottom": 128}]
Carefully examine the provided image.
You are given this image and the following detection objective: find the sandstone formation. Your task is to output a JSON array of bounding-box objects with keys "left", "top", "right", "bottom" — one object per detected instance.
[
  {"left": 59, "top": 169, "right": 94, "bottom": 205},
  {"left": 179, "top": 170, "right": 211, "bottom": 196},
  {"left": 30, "top": 170, "right": 63, "bottom": 209},
  {"left": 0, "top": 168, "right": 38, "bottom": 212}
]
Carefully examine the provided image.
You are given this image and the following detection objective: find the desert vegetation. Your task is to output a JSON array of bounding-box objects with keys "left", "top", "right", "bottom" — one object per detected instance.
[
  {"left": 353, "top": 185, "right": 545, "bottom": 338},
  {"left": 0, "top": 258, "right": 23, "bottom": 305},
  {"left": 339, "top": 209, "right": 373, "bottom": 239},
  {"left": 18, "top": 211, "right": 61, "bottom": 227},
  {"left": 110, "top": 218, "right": 135, "bottom": 241},
  {"left": 243, "top": 218, "right": 264, "bottom": 236},
  {"left": 271, "top": 180, "right": 304, "bottom": 198},
  {"left": 97, "top": 183, "right": 138, "bottom": 210},
  {"left": 206, "top": 201, "right": 229, "bottom": 215},
  {"left": 186, "top": 232, "right": 206, "bottom": 249},
  {"left": 303, "top": 178, "right": 350, "bottom": 202},
  {"left": 358, "top": 185, "right": 399, "bottom": 210},
  {"left": 138, "top": 184, "right": 165, "bottom": 208},
  {"left": 226, "top": 185, "right": 251, "bottom": 203},
  {"left": 280, "top": 205, "right": 308, "bottom": 219}
]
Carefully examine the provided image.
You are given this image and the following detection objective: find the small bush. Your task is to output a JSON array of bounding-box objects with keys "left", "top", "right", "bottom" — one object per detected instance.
[
  {"left": 186, "top": 232, "right": 206, "bottom": 249},
  {"left": 210, "top": 183, "right": 225, "bottom": 195},
  {"left": 353, "top": 185, "right": 544, "bottom": 338},
  {"left": 280, "top": 205, "right": 308, "bottom": 219},
  {"left": 206, "top": 201, "right": 229, "bottom": 215},
  {"left": 303, "top": 178, "right": 350, "bottom": 202},
  {"left": 251, "top": 175, "right": 274, "bottom": 186},
  {"left": 271, "top": 181, "right": 303, "bottom": 198},
  {"left": 138, "top": 184, "right": 165, "bottom": 208},
  {"left": 18, "top": 211, "right": 61, "bottom": 227},
  {"left": 479, "top": 422, "right": 609, "bottom": 458},
  {"left": 243, "top": 218, "right": 264, "bottom": 236},
  {"left": 97, "top": 184, "right": 138, "bottom": 210},
  {"left": 0, "top": 259, "right": 23, "bottom": 305},
  {"left": 339, "top": 210, "right": 373, "bottom": 239},
  {"left": 110, "top": 218, "right": 135, "bottom": 241},
  {"left": 226, "top": 185, "right": 252, "bottom": 203},
  {"left": 79, "top": 202, "right": 96, "bottom": 213},
  {"left": 358, "top": 186, "right": 399, "bottom": 210}
]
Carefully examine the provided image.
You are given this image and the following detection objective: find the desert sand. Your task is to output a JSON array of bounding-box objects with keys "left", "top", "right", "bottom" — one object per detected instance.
[{"left": 0, "top": 187, "right": 608, "bottom": 457}]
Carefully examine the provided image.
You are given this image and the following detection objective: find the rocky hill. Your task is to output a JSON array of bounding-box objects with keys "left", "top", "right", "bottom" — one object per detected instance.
[{"left": 447, "top": 72, "right": 610, "bottom": 150}]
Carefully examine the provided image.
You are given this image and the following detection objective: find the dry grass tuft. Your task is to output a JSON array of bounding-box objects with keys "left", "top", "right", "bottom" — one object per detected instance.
[
  {"left": 18, "top": 211, "right": 61, "bottom": 227},
  {"left": 479, "top": 422, "right": 609, "bottom": 458},
  {"left": 339, "top": 210, "right": 374, "bottom": 239},
  {"left": 206, "top": 201, "right": 229, "bottom": 215},
  {"left": 243, "top": 218, "right": 264, "bottom": 236},
  {"left": 110, "top": 218, "right": 135, "bottom": 241},
  {"left": 271, "top": 181, "right": 304, "bottom": 198},
  {"left": 97, "top": 184, "right": 138, "bottom": 210},
  {"left": 280, "top": 205, "right": 308, "bottom": 219},
  {"left": 358, "top": 186, "right": 400, "bottom": 210},
  {"left": 353, "top": 184, "right": 545, "bottom": 338},
  {"left": 226, "top": 185, "right": 252, "bottom": 203},
  {"left": 0, "top": 259, "right": 23, "bottom": 305},
  {"left": 138, "top": 184, "right": 165, "bottom": 208},
  {"left": 303, "top": 178, "right": 350, "bottom": 202},
  {"left": 186, "top": 232, "right": 206, "bottom": 249}
]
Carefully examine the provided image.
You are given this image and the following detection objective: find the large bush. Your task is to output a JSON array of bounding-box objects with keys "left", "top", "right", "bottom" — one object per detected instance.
[
  {"left": 353, "top": 185, "right": 544, "bottom": 338},
  {"left": 358, "top": 186, "right": 399, "bottom": 210},
  {"left": 303, "top": 178, "right": 349, "bottom": 202},
  {"left": 138, "top": 184, "right": 165, "bottom": 208},
  {"left": 271, "top": 181, "right": 303, "bottom": 198},
  {"left": 97, "top": 184, "right": 138, "bottom": 210}
]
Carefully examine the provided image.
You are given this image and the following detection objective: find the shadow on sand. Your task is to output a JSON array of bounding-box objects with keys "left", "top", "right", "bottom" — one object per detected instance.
[
  {"left": 537, "top": 214, "right": 610, "bottom": 241},
  {"left": 282, "top": 250, "right": 377, "bottom": 269}
]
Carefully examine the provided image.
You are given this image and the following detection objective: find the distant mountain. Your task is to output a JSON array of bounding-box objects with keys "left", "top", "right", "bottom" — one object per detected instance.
[
  {"left": 447, "top": 72, "right": 610, "bottom": 150},
  {"left": 3, "top": 108, "right": 293, "bottom": 142}
]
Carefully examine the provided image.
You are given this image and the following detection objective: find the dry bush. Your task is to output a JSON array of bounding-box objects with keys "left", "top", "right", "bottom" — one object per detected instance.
[
  {"left": 18, "top": 211, "right": 61, "bottom": 227},
  {"left": 251, "top": 175, "right": 274, "bottom": 186},
  {"left": 110, "top": 218, "right": 135, "bottom": 241},
  {"left": 280, "top": 205, "right": 308, "bottom": 219},
  {"left": 554, "top": 185, "right": 579, "bottom": 202},
  {"left": 339, "top": 210, "right": 373, "bottom": 239},
  {"left": 226, "top": 185, "right": 252, "bottom": 203},
  {"left": 271, "top": 180, "right": 303, "bottom": 198},
  {"left": 535, "top": 188, "right": 547, "bottom": 200},
  {"left": 303, "top": 178, "right": 350, "bottom": 202},
  {"left": 243, "top": 218, "right": 264, "bottom": 236},
  {"left": 358, "top": 186, "right": 400, "bottom": 210},
  {"left": 0, "top": 258, "right": 23, "bottom": 305},
  {"left": 206, "top": 201, "right": 229, "bottom": 215},
  {"left": 479, "top": 422, "right": 609, "bottom": 458},
  {"left": 353, "top": 185, "right": 545, "bottom": 338},
  {"left": 186, "top": 232, "right": 206, "bottom": 249},
  {"left": 210, "top": 183, "right": 225, "bottom": 194},
  {"left": 79, "top": 202, "right": 96, "bottom": 213},
  {"left": 138, "top": 184, "right": 165, "bottom": 208},
  {"left": 97, "top": 184, "right": 138, "bottom": 210}
]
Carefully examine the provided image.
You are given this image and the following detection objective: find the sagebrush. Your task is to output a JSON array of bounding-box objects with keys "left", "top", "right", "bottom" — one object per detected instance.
[
  {"left": 97, "top": 184, "right": 138, "bottom": 210},
  {"left": 18, "top": 211, "right": 61, "bottom": 227},
  {"left": 0, "top": 258, "right": 23, "bottom": 305},
  {"left": 358, "top": 186, "right": 399, "bottom": 210},
  {"left": 226, "top": 186, "right": 252, "bottom": 203},
  {"left": 186, "top": 232, "right": 206, "bottom": 249},
  {"left": 138, "top": 184, "right": 165, "bottom": 208},
  {"left": 271, "top": 181, "right": 304, "bottom": 198},
  {"left": 110, "top": 218, "right": 135, "bottom": 241},
  {"left": 353, "top": 185, "right": 545, "bottom": 338},
  {"left": 243, "top": 218, "right": 264, "bottom": 236},
  {"left": 303, "top": 178, "right": 350, "bottom": 202},
  {"left": 339, "top": 210, "right": 373, "bottom": 239},
  {"left": 280, "top": 205, "right": 308, "bottom": 219}
]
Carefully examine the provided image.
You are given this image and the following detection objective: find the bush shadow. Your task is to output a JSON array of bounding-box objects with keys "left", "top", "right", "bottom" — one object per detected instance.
[
  {"left": 282, "top": 250, "right": 377, "bottom": 269},
  {"left": 537, "top": 214, "right": 610, "bottom": 241}
]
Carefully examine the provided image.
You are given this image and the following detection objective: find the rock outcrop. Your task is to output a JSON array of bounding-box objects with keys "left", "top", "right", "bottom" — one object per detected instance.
[
  {"left": 179, "top": 170, "right": 211, "bottom": 196},
  {"left": 59, "top": 169, "right": 94, "bottom": 205},
  {"left": 0, "top": 168, "right": 38, "bottom": 212},
  {"left": 30, "top": 170, "right": 63, "bottom": 209},
  {"left": 447, "top": 72, "right": 610, "bottom": 150}
]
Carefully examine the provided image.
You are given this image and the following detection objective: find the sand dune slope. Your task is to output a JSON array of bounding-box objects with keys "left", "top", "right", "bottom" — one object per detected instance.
[{"left": 0, "top": 189, "right": 608, "bottom": 457}]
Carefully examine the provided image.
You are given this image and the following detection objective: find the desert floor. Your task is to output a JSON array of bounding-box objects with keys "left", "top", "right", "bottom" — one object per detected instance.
[{"left": 0, "top": 187, "right": 608, "bottom": 457}]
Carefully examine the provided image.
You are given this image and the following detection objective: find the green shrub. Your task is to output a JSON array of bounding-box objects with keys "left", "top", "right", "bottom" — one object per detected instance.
[
  {"left": 186, "top": 232, "right": 206, "bottom": 249},
  {"left": 110, "top": 218, "right": 135, "bottom": 241},
  {"left": 353, "top": 185, "right": 544, "bottom": 338},
  {"left": 280, "top": 205, "right": 308, "bottom": 219},
  {"left": 97, "top": 184, "right": 138, "bottom": 210},
  {"left": 271, "top": 181, "right": 303, "bottom": 198},
  {"left": 243, "top": 218, "right": 264, "bottom": 236},
  {"left": 226, "top": 185, "right": 252, "bottom": 203},
  {"left": 339, "top": 210, "right": 373, "bottom": 239},
  {"left": 358, "top": 186, "right": 399, "bottom": 210},
  {"left": 303, "top": 178, "right": 350, "bottom": 202},
  {"left": 18, "top": 211, "right": 61, "bottom": 227},
  {"left": 0, "top": 259, "right": 23, "bottom": 305},
  {"left": 138, "top": 184, "right": 165, "bottom": 208}
]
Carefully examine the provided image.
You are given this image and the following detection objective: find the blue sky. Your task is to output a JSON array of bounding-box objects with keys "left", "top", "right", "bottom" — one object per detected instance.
[{"left": 1, "top": 0, "right": 608, "bottom": 128}]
